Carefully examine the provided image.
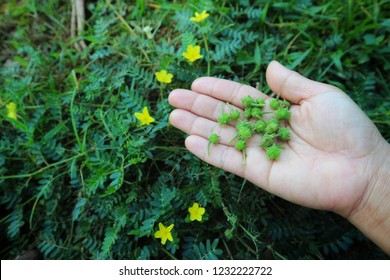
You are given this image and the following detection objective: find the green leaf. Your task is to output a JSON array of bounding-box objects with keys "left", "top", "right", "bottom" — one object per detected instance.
[
  {"left": 72, "top": 198, "right": 87, "bottom": 221},
  {"left": 288, "top": 49, "right": 311, "bottom": 70},
  {"left": 254, "top": 42, "right": 261, "bottom": 65}
]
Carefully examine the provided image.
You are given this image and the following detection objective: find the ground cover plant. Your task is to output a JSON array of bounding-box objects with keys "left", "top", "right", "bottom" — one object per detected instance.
[{"left": 0, "top": 0, "right": 389, "bottom": 259}]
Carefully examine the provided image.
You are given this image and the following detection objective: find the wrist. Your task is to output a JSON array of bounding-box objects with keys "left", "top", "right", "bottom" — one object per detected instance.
[{"left": 348, "top": 139, "right": 390, "bottom": 254}]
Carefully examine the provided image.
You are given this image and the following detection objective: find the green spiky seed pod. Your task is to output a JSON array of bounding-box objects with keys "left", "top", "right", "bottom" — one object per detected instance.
[
  {"left": 209, "top": 133, "right": 219, "bottom": 144},
  {"left": 266, "top": 144, "right": 281, "bottom": 160},
  {"left": 235, "top": 140, "right": 246, "bottom": 151},
  {"left": 278, "top": 127, "right": 291, "bottom": 141},
  {"left": 255, "top": 98, "right": 266, "bottom": 107},
  {"left": 260, "top": 133, "right": 275, "bottom": 148},
  {"left": 207, "top": 133, "right": 220, "bottom": 156},
  {"left": 275, "top": 108, "right": 291, "bottom": 120},
  {"left": 251, "top": 107, "right": 262, "bottom": 119},
  {"left": 236, "top": 120, "right": 251, "bottom": 131},
  {"left": 229, "top": 109, "right": 240, "bottom": 120},
  {"left": 270, "top": 99, "right": 280, "bottom": 110},
  {"left": 253, "top": 120, "right": 267, "bottom": 133},
  {"left": 241, "top": 96, "right": 254, "bottom": 107},
  {"left": 238, "top": 126, "right": 252, "bottom": 139},
  {"left": 281, "top": 100, "right": 291, "bottom": 108},
  {"left": 218, "top": 112, "right": 230, "bottom": 125},
  {"left": 212, "top": 100, "right": 291, "bottom": 162},
  {"left": 224, "top": 229, "right": 234, "bottom": 239},
  {"left": 265, "top": 119, "right": 280, "bottom": 134},
  {"left": 244, "top": 108, "right": 252, "bottom": 119}
]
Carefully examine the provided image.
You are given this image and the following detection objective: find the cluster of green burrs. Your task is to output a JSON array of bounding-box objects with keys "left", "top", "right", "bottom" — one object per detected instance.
[{"left": 208, "top": 95, "right": 291, "bottom": 164}]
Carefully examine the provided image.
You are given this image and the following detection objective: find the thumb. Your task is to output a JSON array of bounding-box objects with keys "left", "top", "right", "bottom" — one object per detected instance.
[{"left": 266, "top": 61, "right": 341, "bottom": 104}]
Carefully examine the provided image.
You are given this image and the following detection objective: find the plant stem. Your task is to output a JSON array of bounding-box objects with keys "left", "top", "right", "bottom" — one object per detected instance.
[
  {"left": 221, "top": 235, "right": 234, "bottom": 260},
  {"left": 161, "top": 247, "right": 178, "bottom": 260},
  {"left": 267, "top": 245, "right": 288, "bottom": 260},
  {"left": 113, "top": 11, "right": 136, "bottom": 38},
  {"left": 159, "top": 84, "right": 164, "bottom": 101},
  {"left": 236, "top": 235, "right": 257, "bottom": 256},
  {"left": 0, "top": 151, "right": 90, "bottom": 180},
  {"left": 70, "top": 71, "right": 83, "bottom": 152},
  {"left": 202, "top": 33, "right": 211, "bottom": 76}
]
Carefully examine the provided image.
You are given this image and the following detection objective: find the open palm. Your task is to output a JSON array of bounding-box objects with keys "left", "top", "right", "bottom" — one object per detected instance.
[{"left": 168, "top": 61, "right": 385, "bottom": 218}]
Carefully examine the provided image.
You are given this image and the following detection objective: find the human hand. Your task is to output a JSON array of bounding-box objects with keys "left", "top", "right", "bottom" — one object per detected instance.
[{"left": 168, "top": 61, "right": 390, "bottom": 253}]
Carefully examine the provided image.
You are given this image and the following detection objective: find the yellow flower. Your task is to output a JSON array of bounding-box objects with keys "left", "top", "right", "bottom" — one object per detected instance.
[
  {"left": 154, "top": 223, "right": 174, "bottom": 245},
  {"left": 182, "top": 45, "right": 203, "bottom": 63},
  {"left": 155, "top": 70, "right": 173, "bottom": 84},
  {"left": 6, "top": 102, "right": 17, "bottom": 120},
  {"left": 190, "top": 10, "right": 210, "bottom": 23},
  {"left": 134, "top": 107, "right": 155, "bottom": 125},
  {"left": 188, "top": 202, "right": 205, "bottom": 222},
  {"left": 134, "top": 107, "right": 155, "bottom": 126}
]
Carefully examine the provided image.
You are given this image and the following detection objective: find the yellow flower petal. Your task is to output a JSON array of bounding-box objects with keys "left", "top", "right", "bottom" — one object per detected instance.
[
  {"left": 134, "top": 106, "right": 155, "bottom": 126},
  {"left": 188, "top": 202, "right": 206, "bottom": 222},
  {"left": 154, "top": 223, "right": 174, "bottom": 245},
  {"left": 167, "top": 224, "right": 174, "bottom": 231},
  {"left": 155, "top": 70, "right": 173, "bottom": 84},
  {"left": 6, "top": 102, "right": 17, "bottom": 120},
  {"left": 166, "top": 235, "right": 173, "bottom": 242},
  {"left": 182, "top": 45, "right": 203, "bottom": 63},
  {"left": 158, "top": 222, "right": 164, "bottom": 231},
  {"left": 190, "top": 10, "right": 210, "bottom": 22}
]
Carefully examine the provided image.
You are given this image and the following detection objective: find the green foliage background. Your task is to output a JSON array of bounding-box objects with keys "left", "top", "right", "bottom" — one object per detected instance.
[{"left": 1, "top": 0, "right": 389, "bottom": 259}]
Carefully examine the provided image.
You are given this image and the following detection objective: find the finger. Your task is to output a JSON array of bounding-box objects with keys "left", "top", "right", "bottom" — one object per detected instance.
[
  {"left": 168, "top": 89, "right": 243, "bottom": 122},
  {"left": 266, "top": 61, "right": 342, "bottom": 104},
  {"left": 191, "top": 77, "right": 270, "bottom": 108},
  {"left": 185, "top": 135, "right": 247, "bottom": 177},
  {"left": 185, "top": 135, "right": 272, "bottom": 186},
  {"left": 169, "top": 109, "right": 238, "bottom": 145}
]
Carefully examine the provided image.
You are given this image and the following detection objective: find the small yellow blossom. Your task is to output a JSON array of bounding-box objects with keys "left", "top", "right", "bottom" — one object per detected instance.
[
  {"left": 190, "top": 10, "right": 210, "bottom": 23},
  {"left": 134, "top": 107, "right": 155, "bottom": 126},
  {"left": 6, "top": 102, "right": 17, "bottom": 120},
  {"left": 188, "top": 202, "right": 205, "bottom": 222},
  {"left": 155, "top": 70, "right": 173, "bottom": 84},
  {"left": 154, "top": 223, "right": 174, "bottom": 245},
  {"left": 182, "top": 45, "right": 203, "bottom": 63}
]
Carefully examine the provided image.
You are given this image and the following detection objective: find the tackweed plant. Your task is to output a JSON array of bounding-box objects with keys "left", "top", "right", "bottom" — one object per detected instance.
[{"left": 0, "top": 0, "right": 389, "bottom": 260}]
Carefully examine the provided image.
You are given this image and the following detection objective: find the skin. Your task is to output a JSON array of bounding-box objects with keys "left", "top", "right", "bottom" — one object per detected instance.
[{"left": 168, "top": 61, "right": 390, "bottom": 255}]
